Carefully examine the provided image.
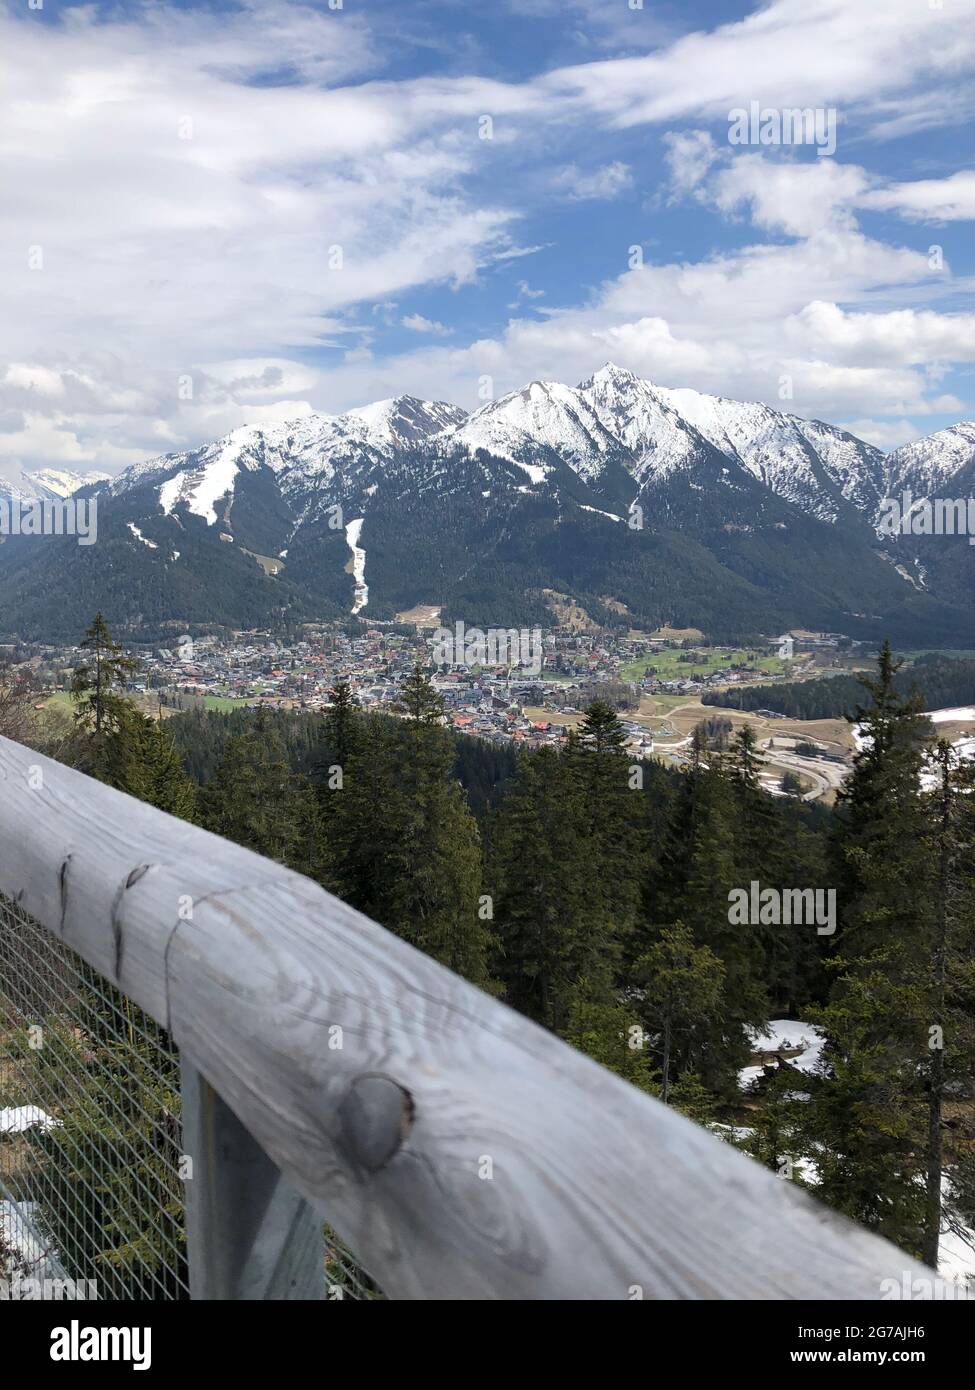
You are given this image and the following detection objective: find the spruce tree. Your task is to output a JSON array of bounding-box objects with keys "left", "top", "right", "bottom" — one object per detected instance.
[
  {"left": 96, "top": 705, "right": 198, "bottom": 820},
  {"left": 394, "top": 663, "right": 446, "bottom": 724},
  {"left": 564, "top": 701, "right": 646, "bottom": 971},
  {"left": 323, "top": 679, "right": 359, "bottom": 768},
  {"left": 490, "top": 746, "right": 592, "bottom": 1029},
  {"left": 560, "top": 979, "right": 657, "bottom": 1092},
  {"left": 918, "top": 739, "right": 975, "bottom": 1268},
  {"left": 71, "top": 613, "right": 139, "bottom": 736},
  {"left": 804, "top": 642, "right": 937, "bottom": 1253},
  {"left": 728, "top": 723, "right": 824, "bottom": 1013},
  {"left": 644, "top": 745, "right": 768, "bottom": 1096},
  {"left": 831, "top": 640, "right": 932, "bottom": 965},
  {"left": 633, "top": 922, "right": 724, "bottom": 1103},
  {"left": 328, "top": 673, "right": 492, "bottom": 987},
  {"left": 742, "top": 1063, "right": 810, "bottom": 1187},
  {"left": 201, "top": 710, "right": 303, "bottom": 864}
]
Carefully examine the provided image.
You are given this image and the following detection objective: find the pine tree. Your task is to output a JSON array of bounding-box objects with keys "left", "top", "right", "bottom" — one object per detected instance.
[
  {"left": 323, "top": 679, "right": 359, "bottom": 768},
  {"left": 328, "top": 683, "right": 493, "bottom": 987},
  {"left": 918, "top": 739, "right": 975, "bottom": 1268},
  {"left": 804, "top": 642, "right": 938, "bottom": 1254},
  {"left": 560, "top": 978, "right": 657, "bottom": 1092},
  {"left": 288, "top": 776, "right": 330, "bottom": 886},
  {"left": 633, "top": 922, "right": 724, "bottom": 1103},
  {"left": 728, "top": 723, "right": 824, "bottom": 1013},
  {"left": 394, "top": 663, "right": 446, "bottom": 724},
  {"left": 25, "top": 1011, "right": 186, "bottom": 1298},
  {"left": 201, "top": 710, "right": 303, "bottom": 863},
  {"left": 649, "top": 748, "right": 768, "bottom": 1094},
  {"left": 563, "top": 701, "right": 647, "bottom": 972},
  {"left": 742, "top": 1064, "right": 810, "bottom": 1186},
  {"left": 578, "top": 699, "right": 626, "bottom": 755},
  {"left": 923, "top": 739, "right": 951, "bottom": 1266},
  {"left": 804, "top": 962, "right": 930, "bottom": 1249},
  {"left": 490, "top": 701, "right": 647, "bottom": 1037},
  {"left": 728, "top": 722, "right": 763, "bottom": 793},
  {"left": 832, "top": 640, "right": 932, "bottom": 965},
  {"left": 490, "top": 746, "right": 593, "bottom": 1028},
  {"left": 667, "top": 1070, "right": 719, "bottom": 1128},
  {"left": 96, "top": 704, "right": 198, "bottom": 820},
  {"left": 71, "top": 613, "right": 139, "bottom": 736},
  {"left": 688, "top": 722, "right": 709, "bottom": 769}
]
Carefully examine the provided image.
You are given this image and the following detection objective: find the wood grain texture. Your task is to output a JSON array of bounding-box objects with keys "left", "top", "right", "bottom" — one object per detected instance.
[{"left": 0, "top": 734, "right": 935, "bottom": 1300}]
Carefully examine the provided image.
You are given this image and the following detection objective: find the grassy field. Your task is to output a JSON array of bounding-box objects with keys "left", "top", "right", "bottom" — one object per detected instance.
[
  {"left": 523, "top": 706, "right": 582, "bottom": 727},
  {"left": 638, "top": 693, "right": 696, "bottom": 714},
  {"left": 41, "top": 690, "right": 246, "bottom": 716},
  {"left": 899, "top": 649, "right": 975, "bottom": 661},
  {"left": 619, "top": 647, "right": 806, "bottom": 682},
  {"left": 200, "top": 695, "right": 247, "bottom": 711}
]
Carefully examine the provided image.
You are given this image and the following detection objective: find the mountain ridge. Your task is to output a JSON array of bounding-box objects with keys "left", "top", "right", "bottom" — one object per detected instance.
[{"left": 2, "top": 368, "right": 975, "bottom": 646}]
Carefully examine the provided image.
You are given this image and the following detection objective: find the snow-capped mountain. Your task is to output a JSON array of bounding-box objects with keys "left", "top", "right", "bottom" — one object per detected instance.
[
  {"left": 97, "top": 368, "right": 956, "bottom": 534},
  {"left": 626, "top": 376, "right": 887, "bottom": 522},
  {"left": 451, "top": 378, "right": 634, "bottom": 487},
  {"left": 107, "top": 396, "right": 467, "bottom": 518},
  {"left": 577, "top": 364, "right": 725, "bottom": 487},
  {"left": 884, "top": 423, "right": 975, "bottom": 501},
  {"left": 445, "top": 364, "right": 889, "bottom": 523},
  {"left": 0, "top": 467, "right": 111, "bottom": 501},
  {"left": 3, "top": 368, "right": 975, "bottom": 647}
]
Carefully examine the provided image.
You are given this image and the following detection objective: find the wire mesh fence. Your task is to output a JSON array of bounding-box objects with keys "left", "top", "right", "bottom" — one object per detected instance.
[
  {"left": 0, "top": 891, "right": 383, "bottom": 1301},
  {"left": 0, "top": 892, "right": 189, "bottom": 1300},
  {"left": 325, "top": 1228, "right": 384, "bottom": 1300}
]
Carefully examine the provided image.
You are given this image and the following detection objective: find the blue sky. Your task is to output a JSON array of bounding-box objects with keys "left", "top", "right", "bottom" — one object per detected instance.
[{"left": 1, "top": 0, "right": 974, "bottom": 478}]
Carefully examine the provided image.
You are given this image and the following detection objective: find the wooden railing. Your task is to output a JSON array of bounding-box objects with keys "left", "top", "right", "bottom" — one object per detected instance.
[{"left": 0, "top": 733, "right": 935, "bottom": 1299}]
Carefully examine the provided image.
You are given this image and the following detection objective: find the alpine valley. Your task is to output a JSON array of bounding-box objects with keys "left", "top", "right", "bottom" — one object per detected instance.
[{"left": 2, "top": 364, "right": 974, "bottom": 645}]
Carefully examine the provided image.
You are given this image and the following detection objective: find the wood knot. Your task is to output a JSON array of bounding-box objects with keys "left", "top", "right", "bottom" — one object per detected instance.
[{"left": 337, "top": 1074, "right": 414, "bottom": 1174}]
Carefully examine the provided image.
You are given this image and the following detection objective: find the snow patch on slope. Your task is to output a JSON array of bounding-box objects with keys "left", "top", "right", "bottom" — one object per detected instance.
[
  {"left": 0, "top": 1106, "right": 58, "bottom": 1134},
  {"left": 345, "top": 517, "right": 368, "bottom": 614},
  {"left": 928, "top": 706, "right": 975, "bottom": 724},
  {"left": 158, "top": 473, "right": 185, "bottom": 517},
  {"left": 127, "top": 522, "right": 158, "bottom": 549}
]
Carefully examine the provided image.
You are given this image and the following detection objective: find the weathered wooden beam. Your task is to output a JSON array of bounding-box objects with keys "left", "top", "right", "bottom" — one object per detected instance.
[
  {"left": 180, "top": 1061, "right": 326, "bottom": 1301},
  {"left": 0, "top": 734, "right": 935, "bottom": 1300}
]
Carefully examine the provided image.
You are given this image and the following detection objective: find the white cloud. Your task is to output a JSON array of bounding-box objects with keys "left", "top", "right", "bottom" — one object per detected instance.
[
  {"left": 3, "top": 365, "right": 65, "bottom": 398},
  {"left": 787, "top": 302, "right": 975, "bottom": 367},
  {"left": 543, "top": 0, "right": 975, "bottom": 134},
  {"left": 663, "top": 130, "right": 717, "bottom": 196},
  {"left": 496, "top": 0, "right": 680, "bottom": 53},
  {"left": 712, "top": 156, "right": 870, "bottom": 236},
  {"left": 301, "top": 210, "right": 970, "bottom": 425},
  {"left": 401, "top": 314, "right": 451, "bottom": 335},
  {"left": 3, "top": 0, "right": 975, "bottom": 480},
  {"left": 200, "top": 359, "right": 321, "bottom": 399},
  {"left": 860, "top": 170, "right": 975, "bottom": 222},
  {"left": 0, "top": 2, "right": 527, "bottom": 477},
  {"left": 552, "top": 161, "right": 633, "bottom": 200},
  {"left": 839, "top": 418, "right": 922, "bottom": 452},
  {"left": 491, "top": 243, "right": 552, "bottom": 261},
  {"left": 0, "top": 413, "right": 145, "bottom": 471},
  {"left": 507, "top": 280, "right": 546, "bottom": 309}
]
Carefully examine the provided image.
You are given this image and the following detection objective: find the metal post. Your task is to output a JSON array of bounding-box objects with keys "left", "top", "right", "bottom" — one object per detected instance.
[{"left": 180, "top": 1060, "right": 324, "bottom": 1300}]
